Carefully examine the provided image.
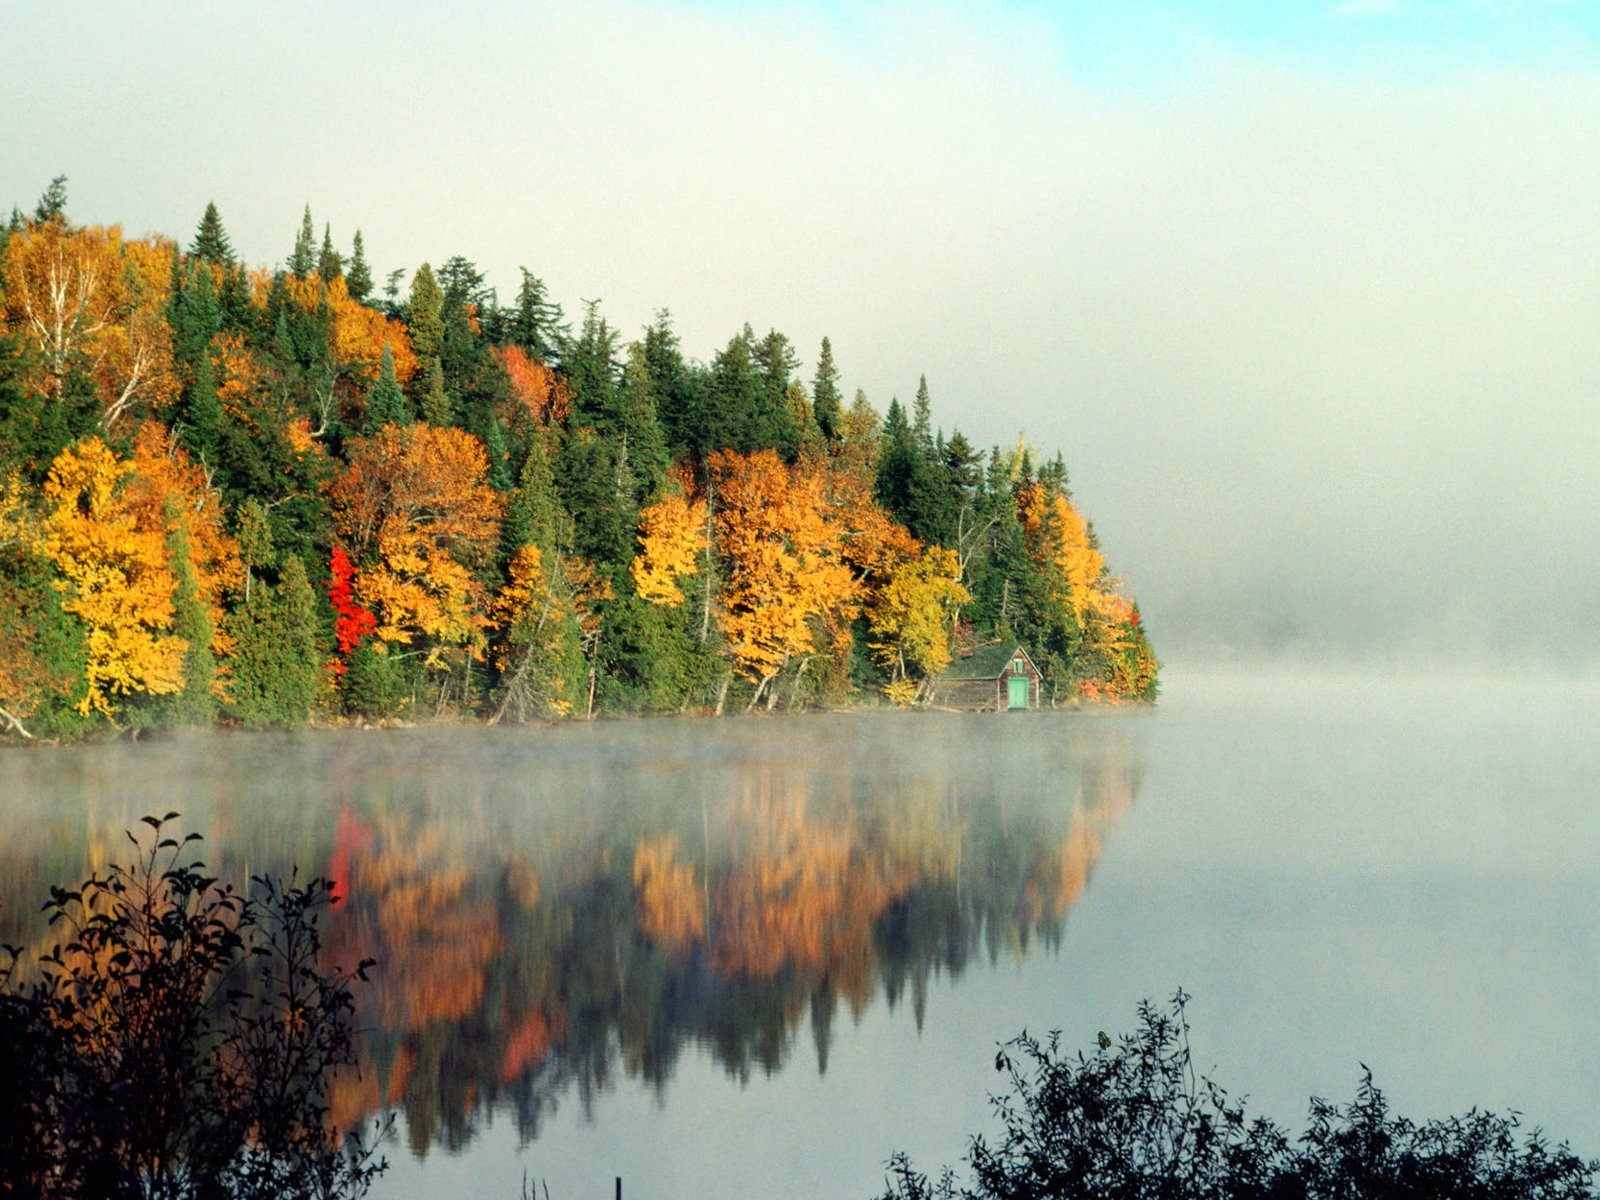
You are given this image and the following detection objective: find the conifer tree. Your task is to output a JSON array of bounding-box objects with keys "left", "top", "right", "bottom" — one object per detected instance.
[
  {"left": 346, "top": 230, "right": 373, "bottom": 301},
  {"left": 153, "top": 515, "right": 218, "bottom": 728},
  {"left": 511, "top": 269, "right": 565, "bottom": 362},
  {"left": 180, "top": 352, "right": 223, "bottom": 466},
  {"left": 812, "top": 337, "right": 842, "bottom": 442},
  {"left": 189, "top": 201, "right": 234, "bottom": 265},
  {"left": 363, "top": 344, "right": 409, "bottom": 432},
  {"left": 317, "top": 224, "right": 342, "bottom": 282},
  {"left": 225, "top": 553, "right": 321, "bottom": 728},
  {"left": 288, "top": 205, "right": 315, "bottom": 277},
  {"left": 33, "top": 175, "right": 67, "bottom": 224}
]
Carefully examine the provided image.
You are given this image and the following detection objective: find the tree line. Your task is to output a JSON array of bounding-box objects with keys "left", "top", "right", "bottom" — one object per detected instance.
[{"left": 0, "top": 178, "right": 1158, "bottom": 738}]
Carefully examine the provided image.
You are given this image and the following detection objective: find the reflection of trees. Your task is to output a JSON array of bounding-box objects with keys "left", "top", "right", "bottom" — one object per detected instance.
[
  {"left": 312, "top": 741, "right": 1140, "bottom": 1158},
  {"left": 0, "top": 721, "right": 1142, "bottom": 1162}
]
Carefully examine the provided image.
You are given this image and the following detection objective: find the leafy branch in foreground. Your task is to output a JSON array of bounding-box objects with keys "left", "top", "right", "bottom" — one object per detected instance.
[
  {"left": 0, "top": 813, "right": 388, "bottom": 1200},
  {"left": 879, "top": 990, "right": 1597, "bottom": 1200}
]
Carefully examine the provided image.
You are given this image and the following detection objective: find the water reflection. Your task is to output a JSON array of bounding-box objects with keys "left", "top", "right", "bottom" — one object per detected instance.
[{"left": 0, "top": 713, "right": 1141, "bottom": 1162}]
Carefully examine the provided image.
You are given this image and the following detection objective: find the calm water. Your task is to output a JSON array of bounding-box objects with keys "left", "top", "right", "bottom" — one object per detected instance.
[{"left": 2, "top": 669, "right": 1597, "bottom": 1197}]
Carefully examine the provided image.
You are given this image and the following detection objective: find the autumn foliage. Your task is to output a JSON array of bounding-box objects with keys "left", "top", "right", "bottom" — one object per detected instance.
[{"left": 0, "top": 185, "right": 1155, "bottom": 736}]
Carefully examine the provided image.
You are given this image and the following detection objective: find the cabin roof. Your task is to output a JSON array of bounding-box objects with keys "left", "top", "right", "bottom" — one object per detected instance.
[{"left": 942, "top": 643, "right": 1038, "bottom": 681}]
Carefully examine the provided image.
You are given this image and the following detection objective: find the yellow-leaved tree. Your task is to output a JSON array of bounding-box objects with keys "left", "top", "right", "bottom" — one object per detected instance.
[
  {"left": 708, "top": 449, "right": 856, "bottom": 711},
  {"left": 37, "top": 437, "right": 185, "bottom": 718},
  {"left": 1, "top": 221, "right": 178, "bottom": 430},
  {"left": 865, "top": 545, "right": 970, "bottom": 705},
  {"left": 631, "top": 491, "right": 707, "bottom": 607}
]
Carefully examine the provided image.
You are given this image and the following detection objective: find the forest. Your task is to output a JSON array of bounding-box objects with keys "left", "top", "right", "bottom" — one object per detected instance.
[{"left": 0, "top": 178, "right": 1158, "bottom": 739}]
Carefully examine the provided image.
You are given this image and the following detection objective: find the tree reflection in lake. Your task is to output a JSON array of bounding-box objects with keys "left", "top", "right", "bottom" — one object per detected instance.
[{"left": 0, "top": 712, "right": 1142, "bottom": 1163}]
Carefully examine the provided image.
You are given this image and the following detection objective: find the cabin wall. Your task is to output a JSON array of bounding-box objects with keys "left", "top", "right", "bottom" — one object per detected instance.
[{"left": 932, "top": 678, "right": 1006, "bottom": 711}]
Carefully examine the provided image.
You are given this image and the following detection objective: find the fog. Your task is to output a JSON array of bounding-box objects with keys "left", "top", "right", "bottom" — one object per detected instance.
[{"left": 6, "top": 0, "right": 1597, "bottom": 670}]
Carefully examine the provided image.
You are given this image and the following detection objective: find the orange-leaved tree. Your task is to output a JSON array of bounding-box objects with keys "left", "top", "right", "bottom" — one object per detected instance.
[
  {"left": 329, "top": 424, "right": 504, "bottom": 666},
  {"left": 1, "top": 221, "right": 178, "bottom": 430},
  {"left": 707, "top": 449, "right": 856, "bottom": 710}
]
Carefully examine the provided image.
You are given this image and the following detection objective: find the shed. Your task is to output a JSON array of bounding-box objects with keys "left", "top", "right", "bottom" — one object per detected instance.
[{"left": 932, "top": 644, "right": 1043, "bottom": 712}]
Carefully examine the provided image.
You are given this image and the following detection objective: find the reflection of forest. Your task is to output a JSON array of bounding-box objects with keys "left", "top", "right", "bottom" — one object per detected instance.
[
  {"left": 321, "top": 747, "right": 1138, "bottom": 1157},
  {"left": 0, "top": 717, "right": 1141, "bottom": 1160}
]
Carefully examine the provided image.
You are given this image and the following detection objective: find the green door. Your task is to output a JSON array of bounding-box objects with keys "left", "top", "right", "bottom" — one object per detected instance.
[{"left": 1007, "top": 675, "right": 1029, "bottom": 710}]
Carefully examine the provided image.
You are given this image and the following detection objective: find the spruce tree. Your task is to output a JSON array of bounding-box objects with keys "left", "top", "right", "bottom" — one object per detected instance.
[
  {"left": 317, "top": 224, "right": 342, "bottom": 282},
  {"left": 363, "top": 344, "right": 409, "bottom": 432},
  {"left": 407, "top": 263, "right": 444, "bottom": 361},
  {"left": 346, "top": 230, "right": 373, "bottom": 301},
  {"left": 180, "top": 351, "right": 223, "bottom": 466},
  {"left": 511, "top": 268, "right": 565, "bottom": 362},
  {"left": 33, "top": 175, "right": 67, "bottom": 224},
  {"left": 157, "top": 516, "right": 218, "bottom": 728},
  {"left": 189, "top": 202, "right": 234, "bottom": 265},
  {"left": 812, "top": 336, "right": 842, "bottom": 442},
  {"left": 225, "top": 554, "right": 321, "bottom": 727},
  {"left": 288, "top": 205, "right": 315, "bottom": 277}
]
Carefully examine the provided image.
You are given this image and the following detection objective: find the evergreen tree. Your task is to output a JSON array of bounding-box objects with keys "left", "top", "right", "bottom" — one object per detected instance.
[
  {"left": 437, "top": 256, "right": 490, "bottom": 411},
  {"left": 876, "top": 398, "right": 917, "bottom": 516},
  {"left": 406, "top": 263, "right": 445, "bottom": 418},
  {"left": 189, "top": 201, "right": 234, "bottom": 265},
  {"left": 288, "top": 205, "right": 315, "bottom": 277},
  {"left": 346, "top": 230, "right": 373, "bottom": 301},
  {"left": 812, "top": 337, "right": 843, "bottom": 442},
  {"left": 420, "top": 359, "right": 450, "bottom": 427},
  {"left": 180, "top": 351, "right": 223, "bottom": 465},
  {"left": 511, "top": 269, "right": 566, "bottom": 362},
  {"left": 33, "top": 175, "right": 67, "bottom": 224},
  {"left": 912, "top": 375, "right": 934, "bottom": 451},
  {"left": 561, "top": 300, "right": 620, "bottom": 423},
  {"left": 153, "top": 515, "right": 218, "bottom": 728},
  {"left": 170, "top": 259, "right": 222, "bottom": 369},
  {"left": 502, "top": 430, "right": 567, "bottom": 561},
  {"left": 615, "top": 342, "right": 671, "bottom": 499},
  {"left": 317, "top": 224, "right": 342, "bottom": 282},
  {"left": 226, "top": 554, "right": 322, "bottom": 728},
  {"left": 407, "top": 263, "right": 444, "bottom": 361},
  {"left": 644, "top": 311, "right": 709, "bottom": 459},
  {"left": 363, "top": 344, "right": 409, "bottom": 432}
]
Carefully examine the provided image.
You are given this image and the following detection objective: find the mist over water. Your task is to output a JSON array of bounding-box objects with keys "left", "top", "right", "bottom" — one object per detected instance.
[{"left": 3, "top": 670, "right": 1596, "bottom": 1198}]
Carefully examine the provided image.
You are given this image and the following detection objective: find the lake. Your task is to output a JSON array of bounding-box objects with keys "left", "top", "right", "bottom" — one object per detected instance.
[{"left": 2, "top": 668, "right": 1596, "bottom": 1197}]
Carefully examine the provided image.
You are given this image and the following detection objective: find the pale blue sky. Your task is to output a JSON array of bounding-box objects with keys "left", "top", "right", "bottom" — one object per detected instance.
[{"left": 5, "top": 0, "right": 1599, "bottom": 668}]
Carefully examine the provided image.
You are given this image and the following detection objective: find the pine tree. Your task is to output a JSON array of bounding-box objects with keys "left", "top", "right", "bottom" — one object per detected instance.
[
  {"left": 180, "top": 352, "right": 223, "bottom": 466},
  {"left": 363, "top": 344, "right": 409, "bottom": 432},
  {"left": 317, "top": 224, "right": 342, "bottom": 282},
  {"left": 288, "top": 205, "right": 315, "bottom": 277},
  {"left": 511, "top": 269, "right": 565, "bottom": 362},
  {"left": 812, "top": 336, "right": 842, "bottom": 442},
  {"left": 346, "top": 230, "right": 373, "bottom": 301},
  {"left": 912, "top": 375, "right": 934, "bottom": 451},
  {"left": 33, "top": 176, "right": 67, "bottom": 224},
  {"left": 225, "top": 553, "right": 321, "bottom": 728},
  {"left": 616, "top": 342, "right": 671, "bottom": 499},
  {"left": 420, "top": 360, "right": 450, "bottom": 426},
  {"left": 154, "top": 514, "right": 218, "bottom": 728},
  {"left": 407, "top": 263, "right": 444, "bottom": 361},
  {"left": 561, "top": 299, "right": 620, "bottom": 424},
  {"left": 170, "top": 259, "right": 222, "bottom": 370},
  {"left": 189, "top": 202, "right": 234, "bottom": 265}
]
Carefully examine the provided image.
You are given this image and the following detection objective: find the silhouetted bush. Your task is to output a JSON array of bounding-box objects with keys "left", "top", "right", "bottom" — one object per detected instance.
[
  {"left": 0, "top": 814, "right": 387, "bottom": 1200},
  {"left": 879, "top": 991, "right": 1596, "bottom": 1200}
]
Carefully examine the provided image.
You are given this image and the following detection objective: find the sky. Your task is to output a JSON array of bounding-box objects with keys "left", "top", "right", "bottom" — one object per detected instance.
[{"left": 5, "top": 0, "right": 1598, "bottom": 671}]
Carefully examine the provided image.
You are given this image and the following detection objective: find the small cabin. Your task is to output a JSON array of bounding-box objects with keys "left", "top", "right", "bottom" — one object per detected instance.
[{"left": 933, "top": 644, "right": 1043, "bottom": 712}]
